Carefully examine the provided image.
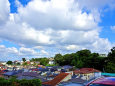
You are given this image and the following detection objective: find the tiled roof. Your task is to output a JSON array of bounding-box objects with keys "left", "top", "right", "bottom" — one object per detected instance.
[
  {"left": 74, "top": 68, "right": 101, "bottom": 74},
  {"left": 42, "top": 73, "right": 69, "bottom": 86}
]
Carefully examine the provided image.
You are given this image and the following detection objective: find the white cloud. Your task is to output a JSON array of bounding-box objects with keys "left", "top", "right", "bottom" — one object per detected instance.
[
  {"left": 0, "top": 44, "right": 50, "bottom": 61},
  {"left": 14, "top": 0, "right": 99, "bottom": 30},
  {"left": 41, "top": 50, "right": 49, "bottom": 55},
  {"left": 19, "top": 47, "right": 38, "bottom": 56},
  {"left": 0, "top": 0, "right": 114, "bottom": 60},
  {"left": 92, "top": 38, "right": 112, "bottom": 53},
  {"left": 0, "top": 21, "right": 54, "bottom": 46},
  {"left": 0, "top": 0, "right": 10, "bottom": 26},
  {"left": 111, "top": 26, "right": 115, "bottom": 31},
  {"left": 65, "top": 45, "right": 80, "bottom": 51},
  {"left": 33, "top": 46, "right": 43, "bottom": 49}
]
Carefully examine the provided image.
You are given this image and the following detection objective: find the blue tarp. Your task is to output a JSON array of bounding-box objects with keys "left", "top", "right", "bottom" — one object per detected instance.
[
  {"left": 4, "top": 71, "right": 17, "bottom": 76},
  {"left": 37, "top": 67, "right": 49, "bottom": 72},
  {"left": 63, "top": 65, "right": 72, "bottom": 69},
  {"left": 102, "top": 73, "right": 115, "bottom": 76}
]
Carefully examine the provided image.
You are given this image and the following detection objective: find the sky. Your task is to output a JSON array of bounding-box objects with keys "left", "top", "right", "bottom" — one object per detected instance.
[{"left": 0, "top": 0, "right": 115, "bottom": 61}]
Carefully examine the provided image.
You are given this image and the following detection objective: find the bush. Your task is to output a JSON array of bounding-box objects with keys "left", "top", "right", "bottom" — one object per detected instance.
[{"left": 0, "top": 77, "right": 41, "bottom": 86}]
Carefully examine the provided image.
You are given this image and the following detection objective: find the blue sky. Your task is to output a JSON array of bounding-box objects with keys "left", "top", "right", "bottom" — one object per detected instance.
[
  {"left": 0, "top": 0, "right": 115, "bottom": 61},
  {"left": 99, "top": 9, "right": 115, "bottom": 43}
]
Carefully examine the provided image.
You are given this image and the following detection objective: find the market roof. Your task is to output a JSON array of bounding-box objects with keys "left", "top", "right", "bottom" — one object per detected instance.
[
  {"left": 91, "top": 77, "right": 115, "bottom": 85},
  {"left": 74, "top": 68, "right": 101, "bottom": 74},
  {"left": 42, "top": 73, "right": 69, "bottom": 86}
]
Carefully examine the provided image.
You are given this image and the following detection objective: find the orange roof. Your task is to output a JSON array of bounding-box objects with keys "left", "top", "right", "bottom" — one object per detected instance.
[
  {"left": 74, "top": 68, "right": 101, "bottom": 74},
  {"left": 42, "top": 73, "right": 69, "bottom": 86}
]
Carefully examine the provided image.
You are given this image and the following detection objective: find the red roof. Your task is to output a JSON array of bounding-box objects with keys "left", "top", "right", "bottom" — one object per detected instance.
[
  {"left": 0, "top": 69, "right": 7, "bottom": 74},
  {"left": 74, "top": 68, "right": 101, "bottom": 74},
  {"left": 42, "top": 73, "right": 69, "bottom": 86}
]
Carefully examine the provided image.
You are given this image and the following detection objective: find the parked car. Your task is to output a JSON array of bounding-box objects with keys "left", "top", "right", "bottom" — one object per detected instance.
[{"left": 86, "top": 77, "right": 115, "bottom": 86}]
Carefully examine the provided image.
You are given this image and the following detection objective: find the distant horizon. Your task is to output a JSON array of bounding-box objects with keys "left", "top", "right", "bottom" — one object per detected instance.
[{"left": 0, "top": 0, "right": 115, "bottom": 61}]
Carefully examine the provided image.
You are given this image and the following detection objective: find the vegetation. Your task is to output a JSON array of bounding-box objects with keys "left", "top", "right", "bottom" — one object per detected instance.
[
  {"left": 26, "top": 47, "right": 115, "bottom": 73},
  {"left": 6, "top": 61, "right": 13, "bottom": 65},
  {"left": 22, "top": 62, "right": 28, "bottom": 66},
  {"left": 30, "top": 58, "right": 49, "bottom": 66},
  {"left": 0, "top": 77, "right": 41, "bottom": 86},
  {"left": 54, "top": 47, "right": 115, "bottom": 73},
  {"left": 104, "top": 47, "right": 115, "bottom": 73},
  {"left": 22, "top": 58, "right": 26, "bottom": 62}
]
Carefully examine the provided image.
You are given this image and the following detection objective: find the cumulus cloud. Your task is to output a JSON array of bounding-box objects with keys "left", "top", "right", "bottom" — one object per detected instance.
[
  {"left": 14, "top": 0, "right": 99, "bottom": 30},
  {"left": 65, "top": 45, "right": 80, "bottom": 51},
  {"left": 0, "top": 0, "right": 114, "bottom": 60},
  {"left": 111, "top": 26, "right": 115, "bottom": 31},
  {"left": 0, "top": 44, "right": 49, "bottom": 61},
  {"left": 0, "top": 0, "right": 10, "bottom": 26},
  {"left": 41, "top": 50, "right": 49, "bottom": 55},
  {"left": 77, "top": 0, "right": 115, "bottom": 10}
]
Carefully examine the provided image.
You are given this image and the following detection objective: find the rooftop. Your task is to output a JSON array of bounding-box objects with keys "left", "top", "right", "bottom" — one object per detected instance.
[
  {"left": 74, "top": 68, "right": 101, "bottom": 74},
  {"left": 42, "top": 73, "right": 69, "bottom": 86}
]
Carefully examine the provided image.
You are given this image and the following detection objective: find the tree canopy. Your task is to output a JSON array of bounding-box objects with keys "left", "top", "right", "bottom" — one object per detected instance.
[
  {"left": 54, "top": 48, "right": 115, "bottom": 73},
  {"left": 6, "top": 61, "right": 13, "bottom": 65},
  {"left": 30, "top": 58, "right": 49, "bottom": 66},
  {"left": 0, "top": 77, "right": 41, "bottom": 86}
]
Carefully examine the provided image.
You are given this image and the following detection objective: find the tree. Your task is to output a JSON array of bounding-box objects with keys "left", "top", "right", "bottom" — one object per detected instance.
[
  {"left": 105, "top": 47, "right": 115, "bottom": 73},
  {"left": 107, "top": 47, "right": 115, "bottom": 63},
  {"left": 17, "top": 62, "right": 21, "bottom": 65},
  {"left": 40, "top": 58, "right": 49, "bottom": 66},
  {"left": 7, "top": 61, "right": 13, "bottom": 65},
  {"left": 19, "top": 79, "right": 41, "bottom": 86},
  {"left": 76, "top": 60, "right": 84, "bottom": 68},
  {"left": 104, "top": 62, "right": 115, "bottom": 73},
  {"left": 0, "top": 77, "right": 41, "bottom": 86},
  {"left": 22, "top": 58, "right": 26, "bottom": 62},
  {"left": 22, "top": 62, "right": 28, "bottom": 66},
  {"left": 30, "top": 58, "right": 49, "bottom": 66},
  {"left": 54, "top": 54, "right": 63, "bottom": 65}
]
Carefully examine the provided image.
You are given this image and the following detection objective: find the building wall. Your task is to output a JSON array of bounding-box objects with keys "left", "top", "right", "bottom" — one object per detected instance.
[
  {"left": 49, "top": 61, "right": 54, "bottom": 65},
  {"left": 62, "top": 74, "right": 71, "bottom": 82}
]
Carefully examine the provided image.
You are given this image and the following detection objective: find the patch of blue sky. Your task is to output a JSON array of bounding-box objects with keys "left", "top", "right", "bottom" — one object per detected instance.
[
  {"left": 81, "top": 7, "right": 91, "bottom": 14},
  {"left": 0, "top": 40, "right": 20, "bottom": 49},
  {"left": 9, "top": 0, "right": 31, "bottom": 13},
  {"left": 9, "top": 0, "right": 18, "bottom": 13},
  {"left": 99, "top": 9, "right": 115, "bottom": 43},
  {"left": 18, "top": 0, "right": 31, "bottom": 6}
]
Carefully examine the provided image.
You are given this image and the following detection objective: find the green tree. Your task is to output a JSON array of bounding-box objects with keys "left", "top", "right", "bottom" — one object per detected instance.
[
  {"left": 19, "top": 79, "right": 41, "bottom": 86},
  {"left": 76, "top": 60, "right": 84, "bottom": 68},
  {"left": 105, "top": 62, "right": 115, "bottom": 73},
  {"left": 107, "top": 47, "right": 115, "bottom": 63},
  {"left": 0, "top": 77, "right": 41, "bottom": 86},
  {"left": 17, "top": 62, "right": 21, "bottom": 65},
  {"left": 54, "top": 54, "right": 63, "bottom": 65},
  {"left": 0, "top": 77, "right": 12, "bottom": 86},
  {"left": 105, "top": 47, "right": 115, "bottom": 73},
  {"left": 40, "top": 58, "right": 49, "bottom": 66},
  {"left": 6, "top": 61, "right": 13, "bottom": 65},
  {"left": 22, "top": 62, "right": 28, "bottom": 66},
  {"left": 22, "top": 58, "right": 26, "bottom": 62}
]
